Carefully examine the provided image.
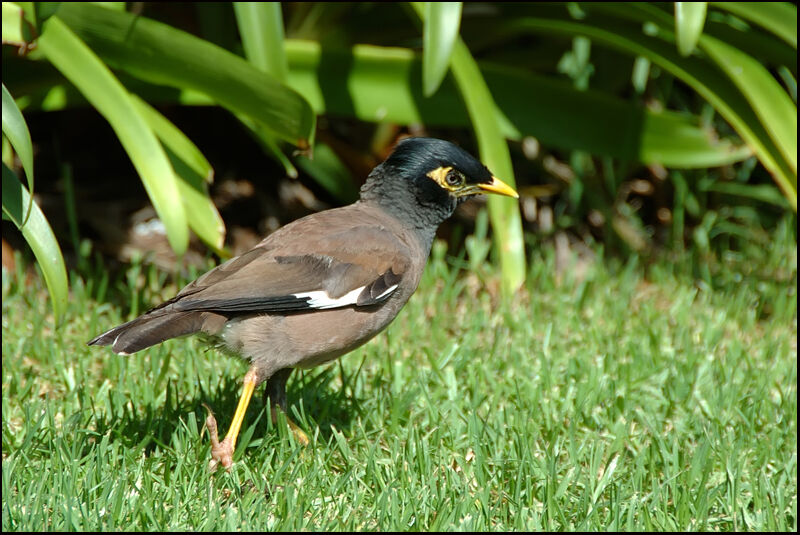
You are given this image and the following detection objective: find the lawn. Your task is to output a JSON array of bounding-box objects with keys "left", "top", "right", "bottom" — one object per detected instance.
[{"left": 2, "top": 220, "right": 796, "bottom": 531}]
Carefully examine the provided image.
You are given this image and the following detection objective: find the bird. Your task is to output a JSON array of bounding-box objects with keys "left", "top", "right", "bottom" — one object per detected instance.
[{"left": 88, "top": 137, "right": 518, "bottom": 469}]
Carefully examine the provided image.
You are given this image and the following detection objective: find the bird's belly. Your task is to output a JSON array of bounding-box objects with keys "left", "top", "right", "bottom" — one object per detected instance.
[
  {"left": 283, "top": 306, "right": 395, "bottom": 368},
  {"left": 220, "top": 304, "right": 401, "bottom": 377}
]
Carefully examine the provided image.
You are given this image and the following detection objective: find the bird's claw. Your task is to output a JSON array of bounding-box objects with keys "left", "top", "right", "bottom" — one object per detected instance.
[
  {"left": 288, "top": 420, "right": 310, "bottom": 446},
  {"left": 204, "top": 407, "right": 234, "bottom": 471}
]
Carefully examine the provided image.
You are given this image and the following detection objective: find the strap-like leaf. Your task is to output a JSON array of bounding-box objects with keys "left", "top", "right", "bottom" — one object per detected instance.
[
  {"left": 234, "top": 2, "right": 289, "bottom": 82},
  {"left": 55, "top": 2, "right": 315, "bottom": 148},
  {"left": 38, "top": 15, "right": 190, "bottom": 254},
  {"left": 130, "top": 95, "right": 226, "bottom": 254},
  {"left": 283, "top": 41, "right": 752, "bottom": 168},
  {"left": 675, "top": 2, "right": 707, "bottom": 56},
  {"left": 234, "top": 2, "right": 298, "bottom": 179},
  {"left": 2, "top": 163, "right": 68, "bottom": 325},
  {"left": 508, "top": 11, "right": 796, "bottom": 209},
  {"left": 422, "top": 2, "right": 462, "bottom": 96},
  {"left": 712, "top": 2, "right": 797, "bottom": 49},
  {"left": 1, "top": 83, "right": 34, "bottom": 224},
  {"left": 413, "top": 2, "right": 525, "bottom": 294}
]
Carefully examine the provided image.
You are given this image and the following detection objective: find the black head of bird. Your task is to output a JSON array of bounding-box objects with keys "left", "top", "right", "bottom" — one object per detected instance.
[
  {"left": 361, "top": 137, "right": 517, "bottom": 236},
  {"left": 88, "top": 137, "right": 517, "bottom": 470}
]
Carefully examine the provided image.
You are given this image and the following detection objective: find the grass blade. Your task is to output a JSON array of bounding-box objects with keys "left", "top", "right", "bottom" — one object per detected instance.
[
  {"left": 2, "top": 163, "right": 68, "bottom": 325},
  {"left": 422, "top": 2, "right": 462, "bottom": 96},
  {"left": 37, "top": 15, "right": 190, "bottom": 254},
  {"left": 699, "top": 180, "right": 790, "bottom": 207}
]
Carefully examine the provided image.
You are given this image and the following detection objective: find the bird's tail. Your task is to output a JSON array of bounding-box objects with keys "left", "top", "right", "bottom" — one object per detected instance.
[{"left": 88, "top": 311, "right": 218, "bottom": 355}]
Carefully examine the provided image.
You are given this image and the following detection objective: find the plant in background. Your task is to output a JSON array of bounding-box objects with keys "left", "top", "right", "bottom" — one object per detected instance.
[
  {"left": 3, "top": 82, "right": 67, "bottom": 323},
  {"left": 2, "top": 2, "right": 796, "bottom": 317}
]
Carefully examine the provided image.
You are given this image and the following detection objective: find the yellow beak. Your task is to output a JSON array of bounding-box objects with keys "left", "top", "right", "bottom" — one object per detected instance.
[{"left": 478, "top": 176, "right": 519, "bottom": 198}]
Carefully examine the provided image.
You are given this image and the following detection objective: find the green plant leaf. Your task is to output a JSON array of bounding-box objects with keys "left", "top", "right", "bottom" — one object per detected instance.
[
  {"left": 37, "top": 15, "right": 190, "bottom": 254},
  {"left": 699, "top": 35, "right": 797, "bottom": 176},
  {"left": 233, "top": 2, "right": 288, "bottom": 82},
  {"left": 712, "top": 2, "right": 797, "bottom": 49},
  {"left": 506, "top": 12, "right": 797, "bottom": 209},
  {"left": 129, "top": 95, "right": 213, "bottom": 183},
  {"left": 479, "top": 62, "right": 752, "bottom": 168},
  {"left": 422, "top": 1, "right": 462, "bottom": 96},
  {"left": 54, "top": 2, "right": 315, "bottom": 149},
  {"left": 8, "top": 1, "right": 57, "bottom": 33},
  {"left": 412, "top": 2, "right": 525, "bottom": 293},
  {"left": 2, "top": 1, "right": 34, "bottom": 49},
  {"left": 284, "top": 40, "right": 751, "bottom": 168},
  {"left": 12, "top": 37, "right": 752, "bottom": 171},
  {"left": 2, "top": 163, "right": 68, "bottom": 325},
  {"left": 611, "top": 3, "right": 797, "bottom": 187},
  {"left": 699, "top": 19, "right": 796, "bottom": 75},
  {"left": 237, "top": 115, "right": 298, "bottom": 179},
  {"left": 450, "top": 38, "right": 527, "bottom": 294},
  {"left": 233, "top": 2, "right": 298, "bottom": 179},
  {"left": 129, "top": 95, "right": 226, "bottom": 252},
  {"left": 2, "top": 83, "right": 34, "bottom": 224},
  {"left": 675, "top": 2, "right": 707, "bottom": 56},
  {"left": 93, "top": 2, "right": 126, "bottom": 11},
  {"left": 169, "top": 151, "right": 227, "bottom": 257}
]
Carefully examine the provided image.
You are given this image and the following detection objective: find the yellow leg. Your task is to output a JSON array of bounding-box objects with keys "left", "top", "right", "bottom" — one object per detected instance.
[
  {"left": 206, "top": 367, "right": 258, "bottom": 470},
  {"left": 225, "top": 368, "right": 258, "bottom": 449}
]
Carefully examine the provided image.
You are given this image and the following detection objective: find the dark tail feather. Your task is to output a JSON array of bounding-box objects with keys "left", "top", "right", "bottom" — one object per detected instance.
[{"left": 87, "top": 311, "right": 210, "bottom": 355}]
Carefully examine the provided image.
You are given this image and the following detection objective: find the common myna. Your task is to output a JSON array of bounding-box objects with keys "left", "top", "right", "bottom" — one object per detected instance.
[{"left": 88, "top": 137, "right": 518, "bottom": 469}]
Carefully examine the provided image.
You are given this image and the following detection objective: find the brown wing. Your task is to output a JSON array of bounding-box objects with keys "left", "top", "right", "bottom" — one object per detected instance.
[
  {"left": 154, "top": 213, "right": 412, "bottom": 314},
  {"left": 88, "top": 205, "right": 415, "bottom": 354}
]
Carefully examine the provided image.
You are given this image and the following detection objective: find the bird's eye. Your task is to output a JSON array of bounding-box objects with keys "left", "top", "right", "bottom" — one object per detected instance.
[{"left": 445, "top": 170, "right": 464, "bottom": 187}]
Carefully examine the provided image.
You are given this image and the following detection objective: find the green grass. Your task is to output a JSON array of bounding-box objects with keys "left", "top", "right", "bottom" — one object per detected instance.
[{"left": 2, "top": 220, "right": 797, "bottom": 531}]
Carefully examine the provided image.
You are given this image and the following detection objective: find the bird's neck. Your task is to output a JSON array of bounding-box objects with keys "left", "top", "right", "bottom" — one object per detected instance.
[{"left": 359, "top": 165, "right": 455, "bottom": 251}]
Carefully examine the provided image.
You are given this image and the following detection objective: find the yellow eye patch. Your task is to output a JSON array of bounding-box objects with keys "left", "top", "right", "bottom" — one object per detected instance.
[{"left": 426, "top": 166, "right": 462, "bottom": 191}]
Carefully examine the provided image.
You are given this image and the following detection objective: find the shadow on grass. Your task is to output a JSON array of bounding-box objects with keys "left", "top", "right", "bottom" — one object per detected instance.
[{"left": 81, "top": 364, "right": 364, "bottom": 460}]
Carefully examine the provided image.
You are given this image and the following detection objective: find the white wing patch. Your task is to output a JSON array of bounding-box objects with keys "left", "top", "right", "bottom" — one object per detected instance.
[
  {"left": 293, "top": 287, "right": 363, "bottom": 309},
  {"left": 293, "top": 284, "right": 398, "bottom": 310},
  {"left": 374, "top": 284, "right": 398, "bottom": 300}
]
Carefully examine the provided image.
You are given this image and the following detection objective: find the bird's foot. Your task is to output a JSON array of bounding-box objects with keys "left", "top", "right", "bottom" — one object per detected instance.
[
  {"left": 271, "top": 407, "right": 310, "bottom": 446},
  {"left": 205, "top": 409, "right": 234, "bottom": 471},
  {"left": 289, "top": 420, "right": 310, "bottom": 446}
]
